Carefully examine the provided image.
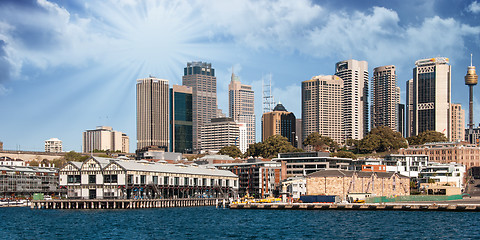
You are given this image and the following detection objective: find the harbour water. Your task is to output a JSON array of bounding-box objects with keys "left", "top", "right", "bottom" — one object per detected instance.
[{"left": 1, "top": 207, "right": 479, "bottom": 239}]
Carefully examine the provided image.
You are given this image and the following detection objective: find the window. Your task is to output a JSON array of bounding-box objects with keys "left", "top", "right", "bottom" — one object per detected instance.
[
  {"left": 67, "top": 175, "right": 80, "bottom": 183},
  {"left": 164, "top": 176, "right": 169, "bottom": 185},
  {"left": 153, "top": 176, "right": 158, "bottom": 184},
  {"left": 140, "top": 175, "right": 146, "bottom": 184},
  {"left": 184, "top": 177, "right": 189, "bottom": 186},
  {"left": 174, "top": 177, "right": 179, "bottom": 186},
  {"left": 128, "top": 175, "right": 133, "bottom": 184},
  {"left": 88, "top": 175, "right": 96, "bottom": 184},
  {"left": 103, "top": 175, "right": 118, "bottom": 183}
]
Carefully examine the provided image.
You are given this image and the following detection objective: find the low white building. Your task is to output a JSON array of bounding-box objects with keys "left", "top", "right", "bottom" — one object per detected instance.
[
  {"left": 45, "top": 138, "right": 62, "bottom": 153},
  {"left": 281, "top": 177, "right": 306, "bottom": 199},
  {"left": 59, "top": 157, "right": 238, "bottom": 199},
  {"left": 418, "top": 162, "right": 466, "bottom": 190},
  {"left": 383, "top": 154, "right": 429, "bottom": 178}
]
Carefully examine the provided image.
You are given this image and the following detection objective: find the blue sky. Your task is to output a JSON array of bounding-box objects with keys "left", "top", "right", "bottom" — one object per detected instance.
[{"left": 1, "top": 0, "right": 480, "bottom": 152}]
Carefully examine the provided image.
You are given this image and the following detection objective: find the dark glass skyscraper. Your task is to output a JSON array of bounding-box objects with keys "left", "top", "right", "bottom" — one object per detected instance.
[{"left": 170, "top": 85, "right": 193, "bottom": 153}]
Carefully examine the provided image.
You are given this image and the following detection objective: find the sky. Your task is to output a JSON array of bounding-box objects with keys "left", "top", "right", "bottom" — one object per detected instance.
[{"left": 1, "top": 0, "right": 480, "bottom": 152}]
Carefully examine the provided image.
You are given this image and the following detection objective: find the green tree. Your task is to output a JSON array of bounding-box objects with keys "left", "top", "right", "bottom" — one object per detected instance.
[
  {"left": 407, "top": 130, "right": 448, "bottom": 145},
  {"left": 218, "top": 145, "right": 243, "bottom": 158},
  {"left": 64, "top": 151, "right": 89, "bottom": 162},
  {"left": 303, "top": 132, "right": 339, "bottom": 152},
  {"left": 357, "top": 126, "right": 408, "bottom": 154},
  {"left": 245, "top": 135, "right": 302, "bottom": 158},
  {"left": 330, "top": 151, "right": 357, "bottom": 159},
  {"left": 245, "top": 142, "right": 265, "bottom": 158}
]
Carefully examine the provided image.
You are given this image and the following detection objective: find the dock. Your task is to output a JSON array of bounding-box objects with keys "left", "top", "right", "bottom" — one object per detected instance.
[
  {"left": 229, "top": 202, "right": 480, "bottom": 211},
  {"left": 31, "top": 198, "right": 224, "bottom": 209}
]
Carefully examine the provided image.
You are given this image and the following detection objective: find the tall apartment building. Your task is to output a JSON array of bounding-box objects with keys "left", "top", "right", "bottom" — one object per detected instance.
[
  {"left": 262, "top": 103, "right": 297, "bottom": 147},
  {"left": 200, "top": 118, "right": 242, "bottom": 153},
  {"left": 371, "top": 65, "right": 399, "bottom": 132},
  {"left": 398, "top": 103, "right": 405, "bottom": 137},
  {"left": 83, "top": 126, "right": 129, "bottom": 153},
  {"left": 408, "top": 57, "right": 451, "bottom": 140},
  {"left": 136, "top": 77, "right": 169, "bottom": 150},
  {"left": 406, "top": 79, "right": 414, "bottom": 138},
  {"left": 335, "top": 59, "right": 369, "bottom": 140},
  {"left": 302, "top": 75, "right": 344, "bottom": 144},
  {"left": 169, "top": 85, "right": 193, "bottom": 153},
  {"left": 451, "top": 103, "right": 465, "bottom": 142},
  {"left": 228, "top": 71, "right": 255, "bottom": 147},
  {"left": 296, "top": 119, "right": 303, "bottom": 149},
  {"left": 182, "top": 62, "right": 218, "bottom": 152},
  {"left": 44, "top": 138, "right": 62, "bottom": 153}
]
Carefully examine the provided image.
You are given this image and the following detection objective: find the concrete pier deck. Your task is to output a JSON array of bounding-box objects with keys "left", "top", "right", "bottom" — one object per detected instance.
[
  {"left": 229, "top": 202, "right": 480, "bottom": 211},
  {"left": 31, "top": 198, "right": 224, "bottom": 209}
]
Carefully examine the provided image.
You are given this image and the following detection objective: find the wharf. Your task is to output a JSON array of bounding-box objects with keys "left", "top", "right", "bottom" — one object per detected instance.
[
  {"left": 229, "top": 202, "right": 480, "bottom": 211},
  {"left": 31, "top": 198, "right": 223, "bottom": 209}
]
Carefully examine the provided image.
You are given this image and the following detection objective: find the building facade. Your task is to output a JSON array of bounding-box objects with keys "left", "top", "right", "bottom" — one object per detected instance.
[
  {"left": 169, "top": 85, "right": 193, "bottom": 153},
  {"left": 83, "top": 126, "right": 129, "bottom": 153},
  {"left": 262, "top": 103, "right": 297, "bottom": 147},
  {"left": 406, "top": 79, "right": 414, "bottom": 138},
  {"left": 384, "top": 154, "right": 429, "bottom": 178},
  {"left": 228, "top": 71, "right": 255, "bottom": 147},
  {"left": 136, "top": 77, "right": 169, "bottom": 150},
  {"left": 399, "top": 142, "right": 480, "bottom": 169},
  {"left": 398, "top": 103, "right": 405, "bottom": 137},
  {"left": 182, "top": 62, "right": 218, "bottom": 153},
  {"left": 302, "top": 75, "right": 344, "bottom": 144},
  {"left": 451, "top": 103, "right": 465, "bottom": 142},
  {"left": 45, "top": 138, "right": 62, "bottom": 153},
  {"left": 214, "top": 160, "right": 282, "bottom": 198},
  {"left": 371, "top": 65, "right": 399, "bottom": 132},
  {"left": 273, "top": 152, "right": 354, "bottom": 178},
  {"left": 418, "top": 162, "right": 466, "bottom": 190},
  {"left": 59, "top": 157, "right": 238, "bottom": 199},
  {"left": 0, "top": 165, "right": 61, "bottom": 198},
  {"left": 200, "top": 118, "right": 242, "bottom": 153},
  {"left": 335, "top": 59, "right": 369, "bottom": 140},
  {"left": 306, "top": 170, "right": 410, "bottom": 201},
  {"left": 409, "top": 57, "right": 451, "bottom": 140}
]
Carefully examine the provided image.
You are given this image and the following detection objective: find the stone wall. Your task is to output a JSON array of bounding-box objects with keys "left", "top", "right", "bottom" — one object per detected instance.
[{"left": 307, "top": 173, "right": 410, "bottom": 200}]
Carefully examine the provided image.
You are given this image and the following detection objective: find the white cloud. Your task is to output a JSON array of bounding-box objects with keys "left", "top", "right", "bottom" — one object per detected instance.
[{"left": 468, "top": 1, "right": 480, "bottom": 13}]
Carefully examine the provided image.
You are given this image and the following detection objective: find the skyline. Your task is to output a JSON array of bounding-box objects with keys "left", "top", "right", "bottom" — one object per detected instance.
[{"left": 1, "top": 0, "right": 480, "bottom": 152}]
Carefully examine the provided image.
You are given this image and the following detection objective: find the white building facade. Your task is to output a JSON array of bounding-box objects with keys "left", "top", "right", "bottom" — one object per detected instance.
[
  {"left": 59, "top": 157, "right": 238, "bottom": 199},
  {"left": 83, "top": 126, "right": 129, "bottom": 153},
  {"left": 45, "top": 138, "right": 62, "bottom": 153}
]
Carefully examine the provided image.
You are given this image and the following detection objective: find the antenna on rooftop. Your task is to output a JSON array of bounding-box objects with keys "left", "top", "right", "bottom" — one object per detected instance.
[{"left": 262, "top": 74, "right": 276, "bottom": 113}]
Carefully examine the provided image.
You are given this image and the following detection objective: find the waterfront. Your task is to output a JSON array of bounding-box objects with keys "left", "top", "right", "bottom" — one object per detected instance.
[{"left": 1, "top": 207, "right": 479, "bottom": 239}]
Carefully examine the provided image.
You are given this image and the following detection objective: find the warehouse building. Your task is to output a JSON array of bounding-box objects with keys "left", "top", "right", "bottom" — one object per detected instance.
[{"left": 59, "top": 157, "right": 238, "bottom": 199}]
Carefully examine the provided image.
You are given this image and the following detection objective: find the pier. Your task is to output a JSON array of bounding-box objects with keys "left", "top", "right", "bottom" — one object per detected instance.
[
  {"left": 31, "top": 198, "right": 223, "bottom": 209},
  {"left": 229, "top": 202, "right": 480, "bottom": 212}
]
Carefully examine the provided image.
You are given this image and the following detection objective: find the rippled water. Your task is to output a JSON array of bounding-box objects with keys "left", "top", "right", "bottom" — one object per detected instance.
[{"left": 1, "top": 207, "right": 479, "bottom": 239}]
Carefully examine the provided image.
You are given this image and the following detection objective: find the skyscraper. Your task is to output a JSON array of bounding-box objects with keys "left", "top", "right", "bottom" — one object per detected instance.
[
  {"left": 302, "top": 75, "right": 344, "bottom": 144},
  {"left": 410, "top": 57, "right": 451, "bottom": 140},
  {"left": 406, "top": 79, "right": 414, "bottom": 138},
  {"left": 182, "top": 62, "right": 218, "bottom": 152},
  {"left": 136, "top": 77, "right": 169, "bottom": 150},
  {"left": 371, "top": 65, "right": 399, "bottom": 132},
  {"left": 450, "top": 103, "right": 465, "bottom": 142},
  {"left": 262, "top": 103, "right": 297, "bottom": 147},
  {"left": 228, "top": 71, "right": 255, "bottom": 147},
  {"left": 83, "top": 126, "right": 129, "bottom": 153},
  {"left": 170, "top": 85, "right": 193, "bottom": 153},
  {"left": 335, "top": 59, "right": 369, "bottom": 140}
]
